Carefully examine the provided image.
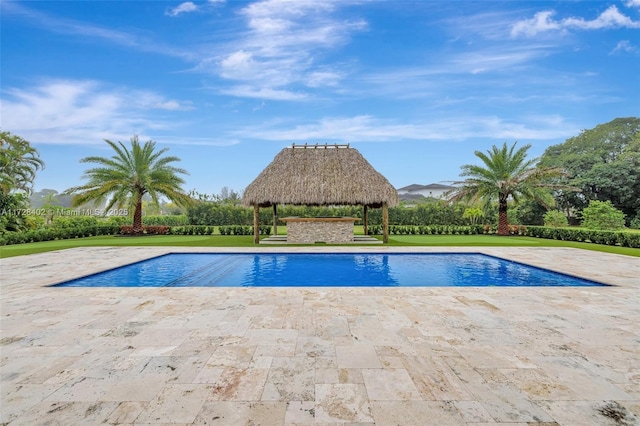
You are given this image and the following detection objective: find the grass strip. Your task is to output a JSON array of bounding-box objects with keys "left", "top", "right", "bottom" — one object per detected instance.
[{"left": 1, "top": 234, "right": 638, "bottom": 258}]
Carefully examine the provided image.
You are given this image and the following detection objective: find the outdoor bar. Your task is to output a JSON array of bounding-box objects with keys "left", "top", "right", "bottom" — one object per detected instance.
[{"left": 279, "top": 216, "right": 360, "bottom": 244}]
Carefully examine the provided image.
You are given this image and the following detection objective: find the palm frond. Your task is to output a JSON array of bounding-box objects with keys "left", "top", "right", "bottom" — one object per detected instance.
[
  {"left": 449, "top": 142, "right": 577, "bottom": 208},
  {"left": 65, "top": 136, "right": 190, "bottom": 222}
]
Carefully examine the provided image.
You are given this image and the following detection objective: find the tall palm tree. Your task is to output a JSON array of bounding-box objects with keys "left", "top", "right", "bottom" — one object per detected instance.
[
  {"left": 0, "top": 131, "right": 45, "bottom": 195},
  {"left": 450, "top": 142, "right": 567, "bottom": 235},
  {"left": 67, "top": 136, "right": 192, "bottom": 233}
]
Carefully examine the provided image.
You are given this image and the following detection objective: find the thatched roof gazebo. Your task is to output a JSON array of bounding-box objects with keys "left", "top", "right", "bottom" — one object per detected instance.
[{"left": 242, "top": 143, "right": 399, "bottom": 243}]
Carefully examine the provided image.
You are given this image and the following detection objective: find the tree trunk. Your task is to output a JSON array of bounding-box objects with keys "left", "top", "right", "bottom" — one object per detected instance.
[
  {"left": 363, "top": 205, "right": 368, "bottom": 236},
  {"left": 273, "top": 204, "right": 277, "bottom": 236},
  {"left": 382, "top": 203, "right": 389, "bottom": 243},
  {"left": 253, "top": 205, "right": 260, "bottom": 244},
  {"left": 497, "top": 195, "right": 509, "bottom": 236},
  {"left": 133, "top": 195, "right": 143, "bottom": 234}
]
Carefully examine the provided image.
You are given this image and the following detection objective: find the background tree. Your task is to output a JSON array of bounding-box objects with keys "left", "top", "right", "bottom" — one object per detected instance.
[
  {"left": 0, "top": 131, "right": 45, "bottom": 233},
  {"left": 451, "top": 142, "right": 568, "bottom": 235},
  {"left": 66, "top": 136, "right": 192, "bottom": 233},
  {"left": 543, "top": 210, "right": 569, "bottom": 228},
  {"left": 163, "top": 202, "right": 185, "bottom": 215},
  {"left": 0, "top": 131, "right": 45, "bottom": 195},
  {"left": 462, "top": 207, "right": 484, "bottom": 225},
  {"left": 30, "top": 189, "right": 74, "bottom": 209},
  {"left": 539, "top": 117, "right": 640, "bottom": 224},
  {"left": 581, "top": 200, "right": 626, "bottom": 230},
  {"left": 511, "top": 199, "right": 548, "bottom": 226},
  {"left": 0, "top": 192, "right": 29, "bottom": 232},
  {"left": 219, "top": 186, "right": 242, "bottom": 205}
]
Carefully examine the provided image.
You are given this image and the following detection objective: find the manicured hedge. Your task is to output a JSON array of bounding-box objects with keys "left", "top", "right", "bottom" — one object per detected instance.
[
  {"left": 524, "top": 226, "right": 640, "bottom": 248},
  {"left": 119, "top": 226, "right": 169, "bottom": 235},
  {"left": 168, "top": 225, "right": 215, "bottom": 235},
  {"left": 366, "top": 224, "right": 640, "bottom": 248},
  {"left": 166, "top": 225, "right": 272, "bottom": 236},
  {"left": 368, "top": 225, "right": 490, "bottom": 235},
  {"left": 0, "top": 223, "right": 275, "bottom": 245},
  {"left": 218, "top": 225, "right": 271, "bottom": 236},
  {"left": 0, "top": 225, "right": 120, "bottom": 246},
  {"left": 4, "top": 222, "right": 637, "bottom": 249},
  {"left": 141, "top": 215, "right": 189, "bottom": 226}
]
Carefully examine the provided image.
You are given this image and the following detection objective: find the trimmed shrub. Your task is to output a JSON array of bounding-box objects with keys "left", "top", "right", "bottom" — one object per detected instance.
[
  {"left": 167, "top": 225, "right": 271, "bottom": 236},
  {"left": 544, "top": 210, "right": 569, "bottom": 228},
  {"left": 525, "top": 226, "right": 640, "bottom": 248},
  {"left": 51, "top": 215, "right": 99, "bottom": 229},
  {"left": 366, "top": 225, "right": 382, "bottom": 235},
  {"left": 0, "top": 225, "right": 119, "bottom": 246},
  {"left": 581, "top": 200, "right": 626, "bottom": 230},
  {"left": 508, "top": 225, "right": 526, "bottom": 235},
  {"left": 368, "top": 225, "right": 483, "bottom": 237},
  {"left": 119, "top": 226, "right": 169, "bottom": 235},
  {"left": 142, "top": 215, "right": 189, "bottom": 226},
  {"left": 619, "top": 232, "right": 640, "bottom": 248},
  {"left": 107, "top": 215, "right": 129, "bottom": 226}
]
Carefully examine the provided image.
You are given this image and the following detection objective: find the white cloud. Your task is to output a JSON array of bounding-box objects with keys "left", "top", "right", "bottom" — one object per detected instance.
[
  {"left": 2, "top": 1, "right": 194, "bottom": 60},
  {"left": 153, "top": 136, "right": 239, "bottom": 146},
  {"left": 167, "top": 2, "right": 198, "bottom": 17},
  {"left": 511, "top": 6, "right": 640, "bottom": 37},
  {"left": 232, "top": 114, "right": 576, "bottom": 143},
  {"left": 353, "top": 43, "right": 555, "bottom": 100},
  {"left": 625, "top": 0, "right": 640, "bottom": 8},
  {"left": 563, "top": 6, "right": 640, "bottom": 30},
  {"left": 0, "top": 80, "right": 193, "bottom": 144},
  {"left": 3, "top": 1, "right": 136, "bottom": 45},
  {"left": 306, "top": 70, "right": 343, "bottom": 88},
  {"left": 133, "top": 93, "right": 195, "bottom": 111},
  {"left": 220, "top": 50, "right": 256, "bottom": 79},
  {"left": 511, "top": 11, "right": 562, "bottom": 37},
  {"left": 611, "top": 40, "right": 639, "bottom": 54},
  {"left": 220, "top": 85, "right": 307, "bottom": 101},
  {"left": 205, "top": 0, "right": 366, "bottom": 99}
]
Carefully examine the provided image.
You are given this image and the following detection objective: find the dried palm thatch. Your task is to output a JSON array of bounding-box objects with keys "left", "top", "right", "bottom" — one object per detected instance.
[{"left": 242, "top": 144, "right": 399, "bottom": 208}]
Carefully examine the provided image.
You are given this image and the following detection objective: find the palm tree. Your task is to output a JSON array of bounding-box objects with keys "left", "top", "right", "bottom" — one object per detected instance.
[
  {"left": 450, "top": 142, "right": 567, "bottom": 235},
  {"left": 67, "top": 136, "right": 192, "bottom": 233},
  {"left": 0, "top": 131, "right": 45, "bottom": 195}
]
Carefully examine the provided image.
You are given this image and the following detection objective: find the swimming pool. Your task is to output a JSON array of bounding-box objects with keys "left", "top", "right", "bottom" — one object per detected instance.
[{"left": 53, "top": 253, "right": 606, "bottom": 287}]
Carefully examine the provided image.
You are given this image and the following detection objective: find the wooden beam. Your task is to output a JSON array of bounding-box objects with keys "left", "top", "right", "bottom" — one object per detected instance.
[
  {"left": 363, "top": 205, "right": 368, "bottom": 236},
  {"left": 273, "top": 204, "right": 278, "bottom": 236},
  {"left": 382, "top": 202, "right": 389, "bottom": 244},
  {"left": 253, "top": 205, "right": 260, "bottom": 244}
]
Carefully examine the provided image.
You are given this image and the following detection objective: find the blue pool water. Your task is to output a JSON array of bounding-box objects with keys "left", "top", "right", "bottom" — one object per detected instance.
[{"left": 53, "top": 253, "right": 606, "bottom": 287}]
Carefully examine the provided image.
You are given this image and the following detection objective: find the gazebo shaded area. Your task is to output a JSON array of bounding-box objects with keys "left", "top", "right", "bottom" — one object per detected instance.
[{"left": 242, "top": 143, "right": 399, "bottom": 244}]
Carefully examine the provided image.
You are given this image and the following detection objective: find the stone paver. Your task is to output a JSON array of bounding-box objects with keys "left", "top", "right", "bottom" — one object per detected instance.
[{"left": 1, "top": 246, "right": 639, "bottom": 425}]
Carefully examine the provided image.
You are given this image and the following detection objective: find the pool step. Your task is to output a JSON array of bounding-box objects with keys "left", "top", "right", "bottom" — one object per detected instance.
[
  {"left": 165, "top": 255, "right": 246, "bottom": 286},
  {"left": 260, "top": 235, "right": 382, "bottom": 244}
]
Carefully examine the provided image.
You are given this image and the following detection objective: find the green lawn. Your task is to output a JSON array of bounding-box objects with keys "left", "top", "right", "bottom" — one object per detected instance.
[
  {"left": 1, "top": 233, "right": 639, "bottom": 258},
  {"left": 387, "top": 234, "right": 640, "bottom": 256}
]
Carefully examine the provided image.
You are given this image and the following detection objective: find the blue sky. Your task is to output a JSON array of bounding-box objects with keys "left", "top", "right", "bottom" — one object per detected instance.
[{"left": 1, "top": 0, "right": 639, "bottom": 196}]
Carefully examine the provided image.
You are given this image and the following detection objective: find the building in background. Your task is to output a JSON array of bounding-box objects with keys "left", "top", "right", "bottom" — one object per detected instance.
[{"left": 397, "top": 183, "right": 454, "bottom": 202}]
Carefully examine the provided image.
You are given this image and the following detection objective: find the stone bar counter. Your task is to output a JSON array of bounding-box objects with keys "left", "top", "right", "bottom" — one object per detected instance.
[{"left": 279, "top": 217, "right": 360, "bottom": 244}]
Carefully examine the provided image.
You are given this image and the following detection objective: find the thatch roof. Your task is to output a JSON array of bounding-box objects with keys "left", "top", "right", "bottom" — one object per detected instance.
[{"left": 243, "top": 144, "right": 399, "bottom": 208}]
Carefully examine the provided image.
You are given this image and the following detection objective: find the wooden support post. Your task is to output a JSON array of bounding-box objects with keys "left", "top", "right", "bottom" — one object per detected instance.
[
  {"left": 253, "top": 205, "right": 260, "bottom": 244},
  {"left": 273, "top": 204, "right": 278, "bottom": 236},
  {"left": 382, "top": 202, "right": 389, "bottom": 244},
  {"left": 363, "top": 205, "right": 368, "bottom": 236}
]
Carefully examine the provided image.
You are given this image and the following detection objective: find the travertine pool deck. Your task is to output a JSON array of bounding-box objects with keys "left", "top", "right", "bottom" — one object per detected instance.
[{"left": 1, "top": 246, "right": 639, "bottom": 425}]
